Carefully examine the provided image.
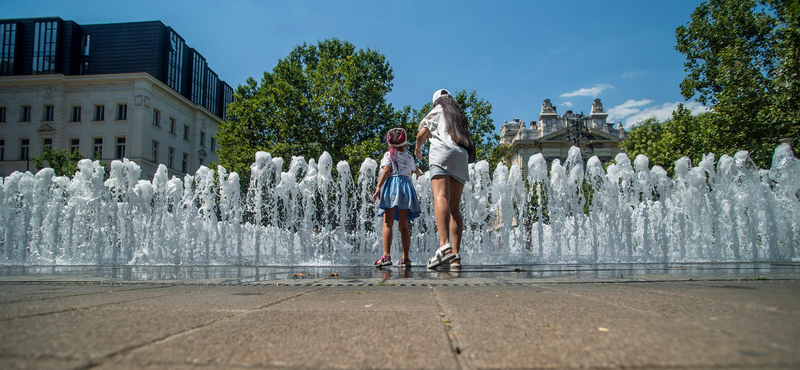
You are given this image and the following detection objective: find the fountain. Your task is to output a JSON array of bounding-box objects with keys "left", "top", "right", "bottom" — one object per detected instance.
[{"left": 1, "top": 144, "right": 798, "bottom": 266}]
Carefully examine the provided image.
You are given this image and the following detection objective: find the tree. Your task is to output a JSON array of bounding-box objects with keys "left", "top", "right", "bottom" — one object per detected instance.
[
  {"left": 621, "top": 105, "right": 713, "bottom": 174},
  {"left": 32, "top": 148, "right": 85, "bottom": 177},
  {"left": 215, "top": 38, "right": 397, "bottom": 183},
  {"left": 675, "top": 0, "right": 800, "bottom": 167}
]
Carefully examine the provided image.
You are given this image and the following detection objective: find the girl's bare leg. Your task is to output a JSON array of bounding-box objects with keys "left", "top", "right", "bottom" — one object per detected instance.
[
  {"left": 382, "top": 208, "right": 396, "bottom": 257},
  {"left": 398, "top": 209, "right": 411, "bottom": 259},
  {"left": 447, "top": 178, "right": 465, "bottom": 257},
  {"left": 430, "top": 176, "right": 451, "bottom": 248}
]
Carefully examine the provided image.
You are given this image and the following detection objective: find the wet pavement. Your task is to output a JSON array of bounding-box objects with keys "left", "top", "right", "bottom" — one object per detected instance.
[
  {"left": 1, "top": 263, "right": 799, "bottom": 369},
  {"left": 0, "top": 262, "right": 798, "bottom": 286}
]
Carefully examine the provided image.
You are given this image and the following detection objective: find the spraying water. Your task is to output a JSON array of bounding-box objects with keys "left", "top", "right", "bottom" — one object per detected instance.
[{"left": 1, "top": 145, "right": 798, "bottom": 266}]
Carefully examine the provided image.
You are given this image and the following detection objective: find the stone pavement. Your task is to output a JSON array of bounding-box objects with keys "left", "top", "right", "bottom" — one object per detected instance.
[{"left": 1, "top": 263, "right": 799, "bottom": 369}]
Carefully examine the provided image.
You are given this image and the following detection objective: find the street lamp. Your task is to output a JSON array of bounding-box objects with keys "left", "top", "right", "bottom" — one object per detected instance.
[{"left": 564, "top": 111, "right": 589, "bottom": 146}]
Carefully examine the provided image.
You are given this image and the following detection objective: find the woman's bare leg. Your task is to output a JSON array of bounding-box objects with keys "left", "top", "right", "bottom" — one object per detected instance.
[
  {"left": 397, "top": 209, "right": 410, "bottom": 259},
  {"left": 381, "top": 208, "right": 396, "bottom": 257},
  {"left": 448, "top": 178, "right": 465, "bottom": 256},
  {"left": 430, "top": 176, "right": 451, "bottom": 248}
]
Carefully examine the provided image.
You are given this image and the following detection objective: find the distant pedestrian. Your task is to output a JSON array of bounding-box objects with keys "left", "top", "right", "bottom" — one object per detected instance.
[
  {"left": 373, "top": 128, "right": 424, "bottom": 267},
  {"left": 416, "top": 89, "right": 476, "bottom": 269}
]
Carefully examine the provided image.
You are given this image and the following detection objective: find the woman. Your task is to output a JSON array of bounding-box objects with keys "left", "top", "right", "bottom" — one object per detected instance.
[{"left": 415, "top": 89, "right": 476, "bottom": 269}]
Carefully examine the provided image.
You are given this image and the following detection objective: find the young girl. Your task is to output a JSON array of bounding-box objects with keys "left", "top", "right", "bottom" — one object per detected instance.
[
  {"left": 373, "top": 128, "right": 423, "bottom": 267},
  {"left": 415, "top": 89, "right": 476, "bottom": 269}
]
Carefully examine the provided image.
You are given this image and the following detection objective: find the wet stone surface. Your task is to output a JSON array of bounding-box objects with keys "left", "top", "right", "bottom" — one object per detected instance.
[{"left": 1, "top": 263, "right": 799, "bottom": 369}]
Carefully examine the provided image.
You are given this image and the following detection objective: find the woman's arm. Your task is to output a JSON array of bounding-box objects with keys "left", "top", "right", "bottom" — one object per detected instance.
[
  {"left": 372, "top": 166, "right": 391, "bottom": 202},
  {"left": 415, "top": 127, "right": 430, "bottom": 160}
]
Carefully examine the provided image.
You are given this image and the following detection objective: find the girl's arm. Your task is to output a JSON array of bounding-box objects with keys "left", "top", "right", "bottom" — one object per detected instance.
[
  {"left": 372, "top": 166, "right": 391, "bottom": 202},
  {"left": 413, "top": 166, "right": 423, "bottom": 179},
  {"left": 415, "top": 127, "right": 430, "bottom": 160}
]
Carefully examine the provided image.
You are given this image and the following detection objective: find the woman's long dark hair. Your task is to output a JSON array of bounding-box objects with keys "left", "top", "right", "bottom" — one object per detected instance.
[{"left": 435, "top": 95, "right": 477, "bottom": 163}]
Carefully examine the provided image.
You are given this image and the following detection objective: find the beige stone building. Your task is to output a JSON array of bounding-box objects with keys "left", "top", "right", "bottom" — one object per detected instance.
[{"left": 500, "top": 98, "right": 626, "bottom": 178}]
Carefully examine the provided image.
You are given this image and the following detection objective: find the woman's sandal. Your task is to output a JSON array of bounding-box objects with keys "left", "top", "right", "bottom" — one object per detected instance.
[
  {"left": 374, "top": 255, "right": 392, "bottom": 267},
  {"left": 427, "top": 244, "right": 456, "bottom": 269},
  {"left": 398, "top": 258, "right": 412, "bottom": 267},
  {"left": 450, "top": 254, "right": 462, "bottom": 269}
]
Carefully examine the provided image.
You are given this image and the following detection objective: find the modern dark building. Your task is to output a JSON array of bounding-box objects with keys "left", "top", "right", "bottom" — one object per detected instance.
[
  {"left": 0, "top": 17, "right": 233, "bottom": 120},
  {"left": 0, "top": 17, "right": 235, "bottom": 178}
]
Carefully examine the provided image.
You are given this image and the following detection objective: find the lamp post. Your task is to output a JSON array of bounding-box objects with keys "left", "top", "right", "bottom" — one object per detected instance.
[{"left": 565, "top": 111, "right": 589, "bottom": 146}]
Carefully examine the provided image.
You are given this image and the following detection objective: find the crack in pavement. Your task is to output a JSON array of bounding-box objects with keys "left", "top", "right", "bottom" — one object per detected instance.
[
  {"left": 431, "top": 285, "right": 469, "bottom": 370},
  {"left": 75, "top": 286, "right": 326, "bottom": 370}
]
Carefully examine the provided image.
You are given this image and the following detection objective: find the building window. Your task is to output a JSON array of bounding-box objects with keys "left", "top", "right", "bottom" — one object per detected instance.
[
  {"left": 93, "top": 137, "right": 103, "bottom": 158},
  {"left": 115, "top": 137, "right": 126, "bottom": 159},
  {"left": 222, "top": 84, "right": 233, "bottom": 121},
  {"left": 20, "top": 138, "right": 29, "bottom": 160},
  {"left": 210, "top": 137, "right": 216, "bottom": 152},
  {"left": 169, "top": 117, "right": 176, "bottom": 134},
  {"left": 0, "top": 138, "right": 4, "bottom": 161},
  {"left": 94, "top": 105, "right": 104, "bottom": 121},
  {"left": 20, "top": 105, "right": 31, "bottom": 122},
  {"left": 199, "top": 157, "right": 205, "bottom": 166},
  {"left": 80, "top": 61, "right": 89, "bottom": 75},
  {"left": 191, "top": 52, "right": 206, "bottom": 105},
  {"left": 204, "top": 68, "right": 218, "bottom": 114},
  {"left": 81, "top": 34, "right": 90, "bottom": 56},
  {"left": 182, "top": 152, "right": 188, "bottom": 173},
  {"left": 43, "top": 137, "right": 52, "bottom": 151},
  {"left": 152, "top": 109, "right": 160, "bottom": 127},
  {"left": 71, "top": 106, "right": 81, "bottom": 122},
  {"left": 200, "top": 131, "right": 206, "bottom": 147},
  {"left": 183, "top": 125, "right": 190, "bottom": 140},
  {"left": 43, "top": 104, "right": 54, "bottom": 121},
  {"left": 0, "top": 106, "right": 5, "bottom": 122},
  {"left": 151, "top": 140, "right": 159, "bottom": 163},
  {"left": 0, "top": 23, "right": 17, "bottom": 76},
  {"left": 32, "top": 21, "right": 57, "bottom": 74},
  {"left": 168, "top": 147, "right": 174, "bottom": 168},
  {"left": 167, "top": 31, "right": 184, "bottom": 93},
  {"left": 70, "top": 138, "right": 80, "bottom": 154},
  {"left": 116, "top": 104, "right": 127, "bottom": 120}
]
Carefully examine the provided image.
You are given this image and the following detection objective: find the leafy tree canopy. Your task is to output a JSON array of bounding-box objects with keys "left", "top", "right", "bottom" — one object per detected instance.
[
  {"left": 32, "top": 148, "right": 87, "bottom": 178},
  {"left": 215, "top": 38, "right": 396, "bottom": 183},
  {"left": 216, "top": 39, "right": 502, "bottom": 186},
  {"left": 675, "top": 0, "right": 799, "bottom": 167}
]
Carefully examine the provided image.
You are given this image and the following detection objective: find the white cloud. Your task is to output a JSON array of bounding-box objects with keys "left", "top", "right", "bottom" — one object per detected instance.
[
  {"left": 620, "top": 71, "right": 643, "bottom": 79},
  {"left": 622, "top": 101, "right": 709, "bottom": 128},
  {"left": 559, "top": 84, "right": 613, "bottom": 98},
  {"left": 607, "top": 99, "right": 653, "bottom": 120},
  {"left": 562, "top": 101, "right": 573, "bottom": 107}
]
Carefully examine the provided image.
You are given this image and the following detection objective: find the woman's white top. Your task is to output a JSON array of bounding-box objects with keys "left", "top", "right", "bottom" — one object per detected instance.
[
  {"left": 419, "top": 105, "right": 470, "bottom": 181},
  {"left": 380, "top": 150, "right": 417, "bottom": 178}
]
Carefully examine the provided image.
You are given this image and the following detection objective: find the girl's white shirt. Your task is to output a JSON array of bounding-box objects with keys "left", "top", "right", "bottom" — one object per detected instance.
[
  {"left": 380, "top": 150, "right": 417, "bottom": 178},
  {"left": 418, "top": 105, "right": 470, "bottom": 181}
]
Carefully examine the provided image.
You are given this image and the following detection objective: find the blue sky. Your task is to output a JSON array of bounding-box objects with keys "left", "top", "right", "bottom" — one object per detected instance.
[{"left": 1, "top": 0, "right": 708, "bottom": 130}]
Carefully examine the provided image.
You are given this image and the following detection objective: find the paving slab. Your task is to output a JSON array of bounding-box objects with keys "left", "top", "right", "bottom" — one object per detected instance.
[
  {"left": 0, "top": 356, "right": 88, "bottom": 370},
  {"left": 120, "top": 309, "right": 458, "bottom": 370},
  {"left": 0, "top": 305, "right": 231, "bottom": 361},
  {"left": 0, "top": 286, "right": 176, "bottom": 320},
  {"left": 432, "top": 285, "right": 800, "bottom": 369}
]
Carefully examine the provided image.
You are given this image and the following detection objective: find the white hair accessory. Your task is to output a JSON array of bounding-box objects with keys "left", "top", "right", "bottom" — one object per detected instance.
[{"left": 432, "top": 89, "right": 450, "bottom": 105}]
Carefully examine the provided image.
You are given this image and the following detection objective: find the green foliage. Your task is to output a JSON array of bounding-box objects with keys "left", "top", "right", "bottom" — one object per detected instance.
[
  {"left": 216, "top": 39, "right": 502, "bottom": 187},
  {"left": 32, "top": 148, "right": 85, "bottom": 177},
  {"left": 215, "top": 38, "right": 397, "bottom": 184},
  {"left": 675, "top": 0, "right": 800, "bottom": 167},
  {"left": 622, "top": 105, "right": 715, "bottom": 175}
]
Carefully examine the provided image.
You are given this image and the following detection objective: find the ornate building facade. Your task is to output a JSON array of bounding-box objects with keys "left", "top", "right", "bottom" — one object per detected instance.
[{"left": 500, "top": 98, "right": 626, "bottom": 178}]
